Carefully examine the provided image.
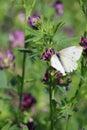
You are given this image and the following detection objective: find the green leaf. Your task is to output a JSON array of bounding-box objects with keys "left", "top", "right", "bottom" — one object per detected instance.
[
  {"left": 23, "top": 125, "right": 28, "bottom": 130},
  {"left": 9, "top": 125, "right": 20, "bottom": 130},
  {"left": 56, "top": 85, "right": 67, "bottom": 94},
  {"left": 26, "top": 27, "right": 43, "bottom": 36},
  {"left": 26, "top": 0, "right": 36, "bottom": 16},
  {"left": 24, "top": 78, "right": 35, "bottom": 83},
  {"left": 53, "top": 22, "right": 65, "bottom": 35},
  {"left": 1, "top": 123, "right": 10, "bottom": 130},
  {"left": 1, "top": 123, "right": 20, "bottom": 130},
  {"left": 25, "top": 36, "right": 42, "bottom": 43},
  {"left": 17, "top": 48, "right": 31, "bottom": 53},
  {"left": 0, "top": 70, "right": 7, "bottom": 88},
  {"left": 79, "top": 0, "right": 83, "bottom": 6},
  {"left": 75, "top": 71, "right": 87, "bottom": 82}
]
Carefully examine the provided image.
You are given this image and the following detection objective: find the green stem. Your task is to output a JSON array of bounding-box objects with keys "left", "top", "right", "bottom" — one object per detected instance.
[
  {"left": 49, "top": 85, "right": 53, "bottom": 130},
  {"left": 65, "top": 116, "right": 70, "bottom": 130},
  {"left": 19, "top": 0, "right": 26, "bottom": 110},
  {"left": 19, "top": 47, "right": 27, "bottom": 109}
]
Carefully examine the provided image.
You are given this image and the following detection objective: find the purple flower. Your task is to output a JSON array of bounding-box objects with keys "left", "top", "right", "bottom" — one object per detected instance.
[
  {"left": 41, "top": 49, "right": 53, "bottom": 60},
  {"left": 19, "top": 124, "right": 23, "bottom": 129},
  {"left": 57, "top": 78, "right": 64, "bottom": 85},
  {"left": 80, "top": 36, "right": 87, "bottom": 55},
  {"left": 80, "top": 36, "right": 87, "bottom": 49},
  {"left": 43, "top": 69, "right": 49, "bottom": 82},
  {"left": 57, "top": 71, "right": 62, "bottom": 77},
  {"left": 61, "top": 26, "right": 74, "bottom": 36},
  {"left": 26, "top": 119, "right": 35, "bottom": 130},
  {"left": 57, "top": 72, "right": 64, "bottom": 85},
  {"left": 57, "top": 75, "right": 72, "bottom": 87},
  {"left": 21, "top": 93, "right": 36, "bottom": 111},
  {"left": 6, "top": 50, "right": 15, "bottom": 61},
  {"left": 19, "top": 119, "right": 35, "bottom": 130},
  {"left": 0, "top": 50, "right": 15, "bottom": 69},
  {"left": 28, "top": 13, "right": 40, "bottom": 29},
  {"left": 9, "top": 30, "right": 24, "bottom": 48},
  {"left": 53, "top": 0, "right": 63, "bottom": 16}
]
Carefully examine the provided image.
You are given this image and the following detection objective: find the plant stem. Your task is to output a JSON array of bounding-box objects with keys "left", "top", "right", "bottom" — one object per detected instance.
[
  {"left": 71, "top": 56, "right": 84, "bottom": 101},
  {"left": 65, "top": 116, "right": 70, "bottom": 130},
  {"left": 49, "top": 85, "right": 53, "bottom": 130},
  {"left": 19, "top": 47, "right": 27, "bottom": 109},
  {"left": 19, "top": 0, "right": 26, "bottom": 110}
]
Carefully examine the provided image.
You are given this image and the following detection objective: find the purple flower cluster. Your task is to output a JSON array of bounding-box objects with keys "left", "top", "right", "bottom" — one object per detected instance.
[
  {"left": 21, "top": 93, "right": 36, "bottom": 111},
  {"left": 57, "top": 71, "right": 64, "bottom": 85},
  {"left": 42, "top": 61, "right": 71, "bottom": 90},
  {"left": 0, "top": 50, "right": 15, "bottom": 69},
  {"left": 53, "top": 0, "right": 63, "bottom": 16},
  {"left": 9, "top": 30, "right": 24, "bottom": 48},
  {"left": 57, "top": 75, "right": 72, "bottom": 89},
  {"left": 80, "top": 36, "right": 87, "bottom": 55},
  {"left": 57, "top": 71, "right": 62, "bottom": 77},
  {"left": 20, "top": 119, "right": 35, "bottom": 130},
  {"left": 43, "top": 69, "right": 49, "bottom": 82},
  {"left": 26, "top": 120, "right": 35, "bottom": 130},
  {"left": 41, "top": 49, "right": 53, "bottom": 60},
  {"left": 80, "top": 36, "right": 87, "bottom": 49},
  {"left": 28, "top": 13, "right": 40, "bottom": 29}
]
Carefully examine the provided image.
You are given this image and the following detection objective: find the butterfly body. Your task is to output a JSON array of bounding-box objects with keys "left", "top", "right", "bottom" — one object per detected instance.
[{"left": 50, "top": 46, "right": 83, "bottom": 76}]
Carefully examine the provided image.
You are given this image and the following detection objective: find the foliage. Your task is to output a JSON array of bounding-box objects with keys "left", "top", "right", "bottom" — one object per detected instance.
[{"left": 0, "top": 0, "right": 87, "bottom": 130}]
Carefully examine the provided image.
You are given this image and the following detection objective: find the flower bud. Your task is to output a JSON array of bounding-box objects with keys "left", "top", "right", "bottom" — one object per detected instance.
[
  {"left": 53, "top": 0, "right": 63, "bottom": 16},
  {"left": 41, "top": 49, "right": 53, "bottom": 60},
  {"left": 28, "top": 13, "right": 41, "bottom": 29}
]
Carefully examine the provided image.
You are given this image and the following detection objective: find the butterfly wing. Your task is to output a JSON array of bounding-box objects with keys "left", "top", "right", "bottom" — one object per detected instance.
[
  {"left": 50, "top": 54, "right": 66, "bottom": 75},
  {"left": 59, "top": 46, "right": 83, "bottom": 60},
  {"left": 59, "top": 46, "right": 83, "bottom": 73},
  {"left": 59, "top": 55, "right": 78, "bottom": 72}
]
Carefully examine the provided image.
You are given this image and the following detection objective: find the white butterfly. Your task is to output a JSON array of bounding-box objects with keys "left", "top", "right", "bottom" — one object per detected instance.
[{"left": 50, "top": 46, "right": 83, "bottom": 76}]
